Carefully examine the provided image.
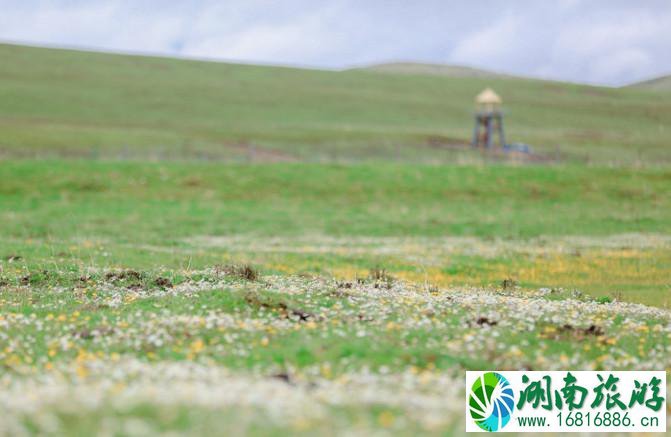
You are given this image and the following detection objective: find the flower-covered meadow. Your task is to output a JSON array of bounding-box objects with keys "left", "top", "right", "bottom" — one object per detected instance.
[
  {"left": 2, "top": 163, "right": 670, "bottom": 434},
  {"left": 1, "top": 263, "right": 669, "bottom": 435}
]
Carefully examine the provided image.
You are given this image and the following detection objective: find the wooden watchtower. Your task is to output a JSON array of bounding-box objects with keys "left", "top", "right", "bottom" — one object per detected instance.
[{"left": 472, "top": 88, "right": 506, "bottom": 149}]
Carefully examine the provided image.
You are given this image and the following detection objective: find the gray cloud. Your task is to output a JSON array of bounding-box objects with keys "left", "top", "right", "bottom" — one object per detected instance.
[{"left": 0, "top": 0, "right": 670, "bottom": 85}]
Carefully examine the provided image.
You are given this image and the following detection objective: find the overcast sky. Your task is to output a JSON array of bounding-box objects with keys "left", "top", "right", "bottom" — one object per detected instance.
[{"left": 1, "top": 0, "right": 670, "bottom": 86}]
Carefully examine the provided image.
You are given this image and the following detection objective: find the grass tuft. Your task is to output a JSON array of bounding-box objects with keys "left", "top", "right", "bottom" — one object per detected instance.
[{"left": 218, "top": 264, "right": 259, "bottom": 281}]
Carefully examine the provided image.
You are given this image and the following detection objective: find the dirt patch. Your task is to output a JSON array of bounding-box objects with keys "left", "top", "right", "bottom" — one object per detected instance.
[
  {"left": 105, "top": 270, "right": 143, "bottom": 282},
  {"left": 476, "top": 317, "right": 498, "bottom": 327},
  {"left": 561, "top": 324, "right": 604, "bottom": 337},
  {"left": 216, "top": 264, "right": 258, "bottom": 281},
  {"left": 181, "top": 176, "right": 205, "bottom": 188},
  {"left": 72, "top": 326, "right": 115, "bottom": 340},
  {"left": 153, "top": 277, "right": 173, "bottom": 289},
  {"left": 543, "top": 324, "right": 605, "bottom": 340},
  {"left": 244, "top": 292, "right": 317, "bottom": 322},
  {"left": 269, "top": 372, "right": 293, "bottom": 384}
]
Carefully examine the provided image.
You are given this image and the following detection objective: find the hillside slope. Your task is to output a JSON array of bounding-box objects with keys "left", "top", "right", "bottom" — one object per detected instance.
[
  {"left": 352, "top": 62, "right": 509, "bottom": 79},
  {"left": 0, "top": 43, "right": 669, "bottom": 163},
  {"left": 628, "top": 75, "right": 671, "bottom": 92}
]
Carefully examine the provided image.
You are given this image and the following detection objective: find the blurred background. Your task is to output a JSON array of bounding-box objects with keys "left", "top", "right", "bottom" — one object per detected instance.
[{"left": 0, "top": 0, "right": 670, "bottom": 164}]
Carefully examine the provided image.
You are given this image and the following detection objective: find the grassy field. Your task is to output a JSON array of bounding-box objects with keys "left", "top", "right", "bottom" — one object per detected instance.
[
  {"left": 1, "top": 43, "right": 670, "bottom": 435},
  {"left": 1, "top": 43, "right": 670, "bottom": 164},
  {"left": 1, "top": 162, "right": 670, "bottom": 434},
  {"left": 2, "top": 161, "right": 670, "bottom": 306},
  {"left": 2, "top": 268, "right": 669, "bottom": 434}
]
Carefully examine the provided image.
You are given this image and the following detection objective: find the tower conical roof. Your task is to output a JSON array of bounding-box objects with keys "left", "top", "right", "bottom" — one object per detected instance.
[{"left": 475, "top": 88, "right": 502, "bottom": 105}]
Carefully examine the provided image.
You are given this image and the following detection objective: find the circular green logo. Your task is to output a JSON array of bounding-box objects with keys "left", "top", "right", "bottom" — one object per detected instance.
[{"left": 469, "top": 372, "right": 515, "bottom": 432}]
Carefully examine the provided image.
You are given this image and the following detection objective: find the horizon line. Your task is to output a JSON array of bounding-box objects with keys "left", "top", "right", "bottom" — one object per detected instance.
[{"left": 1, "top": 39, "right": 667, "bottom": 89}]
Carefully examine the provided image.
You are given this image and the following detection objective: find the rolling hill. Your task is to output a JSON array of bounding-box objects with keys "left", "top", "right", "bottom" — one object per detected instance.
[
  {"left": 0, "top": 43, "right": 669, "bottom": 164},
  {"left": 628, "top": 74, "right": 671, "bottom": 92},
  {"left": 352, "top": 62, "right": 509, "bottom": 79}
]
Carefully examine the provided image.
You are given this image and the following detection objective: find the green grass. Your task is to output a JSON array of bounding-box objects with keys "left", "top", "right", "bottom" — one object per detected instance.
[
  {"left": 2, "top": 161, "right": 670, "bottom": 241},
  {"left": 1, "top": 43, "right": 670, "bottom": 164},
  {"left": 1, "top": 161, "right": 670, "bottom": 307},
  {"left": 1, "top": 42, "right": 670, "bottom": 436},
  {"left": 2, "top": 270, "right": 669, "bottom": 434}
]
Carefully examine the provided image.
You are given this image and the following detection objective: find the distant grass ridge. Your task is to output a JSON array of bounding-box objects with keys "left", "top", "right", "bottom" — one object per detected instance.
[
  {"left": 1, "top": 43, "right": 670, "bottom": 164},
  {"left": 353, "top": 62, "right": 510, "bottom": 79},
  {"left": 627, "top": 74, "right": 671, "bottom": 91}
]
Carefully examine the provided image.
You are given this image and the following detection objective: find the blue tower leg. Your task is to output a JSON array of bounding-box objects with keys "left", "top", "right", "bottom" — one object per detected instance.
[
  {"left": 485, "top": 117, "right": 493, "bottom": 148},
  {"left": 497, "top": 114, "right": 506, "bottom": 148},
  {"left": 472, "top": 117, "right": 480, "bottom": 147}
]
